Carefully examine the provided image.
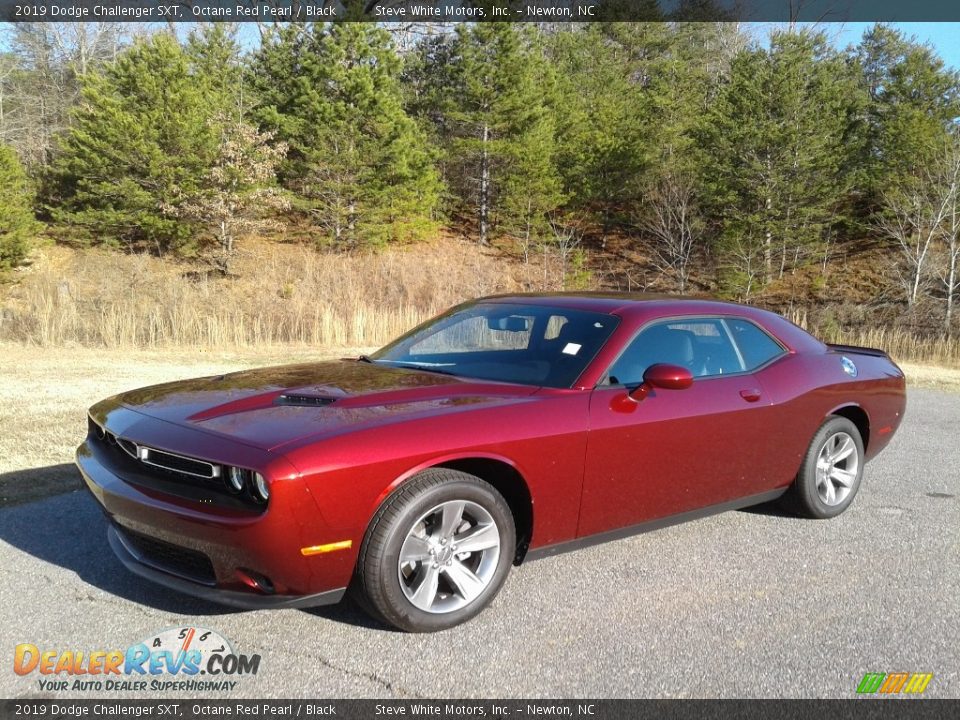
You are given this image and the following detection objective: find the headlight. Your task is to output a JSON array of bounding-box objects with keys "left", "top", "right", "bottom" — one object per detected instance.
[
  {"left": 227, "top": 466, "right": 246, "bottom": 493},
  {"left": 253, "top": 472, "right": 269, "bottom": 502}
]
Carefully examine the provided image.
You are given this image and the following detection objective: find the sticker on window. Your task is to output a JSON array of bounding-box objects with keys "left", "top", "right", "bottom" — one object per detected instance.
[{"left": 562, "top": 343, "right": 581, "bottom": 355}]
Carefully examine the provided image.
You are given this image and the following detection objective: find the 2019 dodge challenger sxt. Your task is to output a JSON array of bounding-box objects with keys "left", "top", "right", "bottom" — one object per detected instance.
[{"left": 77, "top": 293, "right": 906, "bottom": 631}]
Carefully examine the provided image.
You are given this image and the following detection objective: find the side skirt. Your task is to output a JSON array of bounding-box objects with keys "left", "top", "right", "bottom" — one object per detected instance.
[{"left": 523, "top": 488, "right": 788, "bottom": 563}]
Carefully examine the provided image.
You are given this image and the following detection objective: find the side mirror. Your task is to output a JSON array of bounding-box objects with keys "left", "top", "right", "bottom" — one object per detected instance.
[{"left": 629, "top": 363, "right": 693, "bottom": 401}]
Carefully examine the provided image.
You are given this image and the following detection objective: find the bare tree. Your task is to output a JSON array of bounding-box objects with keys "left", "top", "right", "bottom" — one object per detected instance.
[
  {"left": 934, "top": 138, "right": 960, "bottom": 335},
  {"left": 723, "top": 234, "right": 764, "bottom": 302},
  {"left": 164, "top": 117, "right": 289, "bottom": 274},
  {"left": 0, "top": 23, "right": 133, "bottom": 169},
  {"left": 637, "top": 171, "right": 702, "bottom": 294},
  {"left": 0, "top": 53, "right": 15, "bottom": 144},
  {"left": 877, "top": 145, "right": 960, "bottom": 308},
  {"left": 543, "top": 220, "right": 584, "bottom": 291}
]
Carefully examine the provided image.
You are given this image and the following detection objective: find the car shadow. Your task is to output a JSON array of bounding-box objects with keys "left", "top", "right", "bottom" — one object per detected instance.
[
  {"left": 0, "top": 464, "right": 390, "bottom": 629},
  {"left": 737, "top": 498, "right": 798, "bottom": 518},
  {"left": 0, "top": 463, "right": 83, "bottom": 509},
  {"left": 301, "top": 598, "right": 393, "bottom": 631},
  {"left": 0, "top": 465, "right": 234, "bottom": 615}
]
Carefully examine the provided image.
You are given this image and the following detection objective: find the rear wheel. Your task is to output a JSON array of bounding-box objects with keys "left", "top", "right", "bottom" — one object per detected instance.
[
  {"left": 783, "top": 415, "right": 864, "bottom": 519},
  {"left": 354, "top": 468, "right": 515, "bottom": 632}
]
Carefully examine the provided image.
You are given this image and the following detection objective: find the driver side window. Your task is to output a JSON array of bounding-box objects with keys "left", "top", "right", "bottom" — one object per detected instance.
[{"left": 607, "top": 318, "right": 743, "bottom": 385}]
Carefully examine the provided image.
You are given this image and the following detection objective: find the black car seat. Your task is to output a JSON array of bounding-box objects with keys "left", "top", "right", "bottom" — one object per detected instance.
[{"left": 609, "top": 325, "right": 701, "bottom": 385}]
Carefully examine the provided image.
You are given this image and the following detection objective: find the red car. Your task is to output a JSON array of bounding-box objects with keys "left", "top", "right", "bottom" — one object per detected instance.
[{"left": 78, "top": 294, "right": 906, "bottom": 631}]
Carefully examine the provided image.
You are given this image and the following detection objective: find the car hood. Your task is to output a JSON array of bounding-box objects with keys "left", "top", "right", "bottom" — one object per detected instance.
[{"left": 97, "top": 360, "right": 539, "bottom": 451}]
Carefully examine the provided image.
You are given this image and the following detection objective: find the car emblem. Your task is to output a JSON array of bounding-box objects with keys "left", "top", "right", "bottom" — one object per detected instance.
[{"left": 841, "top": 356, "right": 858, "bottom": 378}]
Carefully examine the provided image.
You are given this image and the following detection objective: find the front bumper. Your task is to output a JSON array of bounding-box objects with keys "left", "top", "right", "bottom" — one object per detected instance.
[
  {"left": 107, "top": 525, "right": 344, "bottom": 609},
  {"left": 77, "top": 433, "right": 354, "bottom": 610}
]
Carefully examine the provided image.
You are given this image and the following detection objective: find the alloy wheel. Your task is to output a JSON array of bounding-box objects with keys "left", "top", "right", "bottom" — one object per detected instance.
[
  {"left": 397, "top": 500, "right": 501, "bottom": 613},
  {"left": 815, "top": 431, "right": 860, "bottom": 506}
]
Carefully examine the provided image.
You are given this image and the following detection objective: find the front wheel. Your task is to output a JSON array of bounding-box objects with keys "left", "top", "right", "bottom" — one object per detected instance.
[
  {"left": 784, "top": 415, "right": 865, "bottom": 519},
  {"left": 353, "top": 469, "right": 516, "bottom": 632}
]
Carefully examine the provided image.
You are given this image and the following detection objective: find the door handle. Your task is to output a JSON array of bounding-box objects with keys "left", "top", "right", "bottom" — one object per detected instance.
[{"left": 739, "top": 388, "right": 762, "bottom": 402}]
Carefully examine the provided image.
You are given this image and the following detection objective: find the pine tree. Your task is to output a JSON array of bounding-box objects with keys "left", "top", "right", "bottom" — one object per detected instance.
[
  {"left": 250, "top": 23, "right": 439, "bottom": 247},
  {"left": 0, "top": 144, "right": 38, "bottom": 270},
  {"left": 699, "top": 31, "right": 860, "bottom": 297},
  {"left": 548, "top": 24, "right": 654, "bottom": 235},
  {"left": 1, "top": 24, "right": 127, "bottom": 172},
  {"left": 427, "top": 23, "right": 563, "bottom": 246},
  {"left": 497, "top": 30, "right": 565, "bottom": 258},
  {"left": 49, "top": 33, "right": 220, "bottom": 254},
  {"left": 186, "top": 24, "right": 245, "bottom": 119},
  {"left": 853, "top": 25, "right": 960, "bottom": 200},
  {"left": 646, "top": 23, "right": 746, "bottom": 170},
  {"left": 402, "top": 33, "right": 461, "bottom": 221},
  {"left": 628, "top": 24, "right": 745, "bottom": 291}
]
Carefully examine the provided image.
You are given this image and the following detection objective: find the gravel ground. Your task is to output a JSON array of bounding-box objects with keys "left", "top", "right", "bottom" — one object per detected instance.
[{"left": 0, "top": 389, "right": 957, "bottom": 699}]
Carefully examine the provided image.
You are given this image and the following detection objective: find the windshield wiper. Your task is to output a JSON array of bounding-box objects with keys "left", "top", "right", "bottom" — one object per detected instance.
[
  {"left": 382, "top": 361, "right": 459, "bottom": 377},
  {"left": 358, "top": 355, "right": 374, "bottom": 363}
]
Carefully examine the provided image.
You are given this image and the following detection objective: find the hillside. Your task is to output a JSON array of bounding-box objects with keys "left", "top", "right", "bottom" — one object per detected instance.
[
  {"left": 0, "top": 236, "right": 524, "bottom": 348},
  {"left": 1, "top": 234, "right": 957, "bottom": 368}
]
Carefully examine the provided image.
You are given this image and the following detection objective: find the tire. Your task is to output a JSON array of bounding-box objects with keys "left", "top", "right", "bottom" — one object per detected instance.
[
  {"left": 782, "top": 415, "right": 865, "bottom": 519},
  {"left": 353, "top": 468, "right": 516, "bottom": 632}
]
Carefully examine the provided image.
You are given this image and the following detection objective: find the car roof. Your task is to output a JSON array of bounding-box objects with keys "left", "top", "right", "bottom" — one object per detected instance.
[
  {"left": 476, "top": 291, "right": 746, "bottom": 316},
  {"left": 476, "top": 291, "right": 824, "bottom": 355}
]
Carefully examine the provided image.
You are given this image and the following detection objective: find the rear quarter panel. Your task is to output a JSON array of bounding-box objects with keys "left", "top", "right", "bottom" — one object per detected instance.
[{"left": 755, "top": 349, "right": 906, "bottom": 488}]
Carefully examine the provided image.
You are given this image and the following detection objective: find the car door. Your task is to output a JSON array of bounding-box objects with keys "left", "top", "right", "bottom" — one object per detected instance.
[{"left": 577, "top": 317, "right": 780, "bottom": 538}]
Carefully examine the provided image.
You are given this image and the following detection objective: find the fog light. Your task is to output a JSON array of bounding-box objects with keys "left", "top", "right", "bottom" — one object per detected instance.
[
  {"left": 227, "top": 466, "right": 246, "bottom": 494},
  {"left": 253, "top": 472, "right": 269, "bottom": 502},
  {"left": 236, "top": 568, "right": 274, "bottom": 594}
]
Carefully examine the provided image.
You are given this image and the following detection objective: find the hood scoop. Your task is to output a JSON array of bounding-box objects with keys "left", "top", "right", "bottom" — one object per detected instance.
[{"left": 275, "top": 393, "right": 337, "bottom": 407}]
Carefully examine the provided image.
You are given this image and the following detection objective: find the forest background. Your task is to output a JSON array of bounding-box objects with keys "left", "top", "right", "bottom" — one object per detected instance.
[{"left": 2, "top": 19, "right": 959, "bottom": 367}]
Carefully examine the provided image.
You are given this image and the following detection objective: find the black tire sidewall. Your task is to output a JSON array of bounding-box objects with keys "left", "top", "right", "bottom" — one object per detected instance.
[
  {"left": 360, "top": 471, "right": 516, "bottom": 632},
  {"left": 796, "top": 416, "right": 865, "bottom": 519}
]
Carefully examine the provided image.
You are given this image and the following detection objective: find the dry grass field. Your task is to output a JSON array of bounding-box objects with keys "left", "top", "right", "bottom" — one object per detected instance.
[
  {"left": 3, "top": 240, "right": 959, "bottom": 368},
  {"left": 1, "top": 343, "right": 954, "bottom": 509},
  {"left": 897, "top": 362, "right": 960, "bottom": 392},
  {"left": 0, "top": 239, "right": 527, "bottom": 349},
  {"left": 0, "top": 344, "right": 370, "bottom": 506}
]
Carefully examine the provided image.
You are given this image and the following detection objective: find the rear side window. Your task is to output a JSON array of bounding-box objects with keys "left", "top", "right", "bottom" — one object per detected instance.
[{"left": 727, "top": 318, "right": 785, "bottom": 370}]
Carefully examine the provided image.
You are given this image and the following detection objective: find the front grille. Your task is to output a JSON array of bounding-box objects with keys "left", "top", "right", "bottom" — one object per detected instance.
[
  {"left": 86, "top": 416, "right": 264, "bottom": 512},
  {"left": 116, "top": 437, "right": 140, "bottom": 460},
  {"left": 93, "top": 419, "right": 222, "bottom": 480},
  {"left": 116, "top": 525, "right": 216, "bottom": 586},
  {"left": 139, "top": 447, "right": 221, "bottom": 479}
]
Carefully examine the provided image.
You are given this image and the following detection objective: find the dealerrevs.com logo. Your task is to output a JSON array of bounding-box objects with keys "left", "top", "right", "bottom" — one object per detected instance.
[{"left": 13, "top": 627, "right": 259, "bottom": 693}]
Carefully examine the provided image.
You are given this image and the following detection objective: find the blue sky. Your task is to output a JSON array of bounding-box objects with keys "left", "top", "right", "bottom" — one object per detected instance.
[
  {"left": 797, "top": 22, "right": 960, "bottom": 70},
  {"left": 2, "top": 21, "right": 957, "bottom": 72}
]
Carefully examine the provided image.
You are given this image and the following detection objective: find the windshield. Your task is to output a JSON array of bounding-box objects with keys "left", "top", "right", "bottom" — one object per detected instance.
[{"left": 370, "top": 302, "right": 619, "bottom": 388}]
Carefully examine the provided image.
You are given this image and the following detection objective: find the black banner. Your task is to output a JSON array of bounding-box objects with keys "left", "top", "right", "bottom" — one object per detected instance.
[
  {"left": 0, "top": 700, "right": 957, "bottom": 720},
  {"left": 4, "top": 0, "right": 960, "bottom": 24}
]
